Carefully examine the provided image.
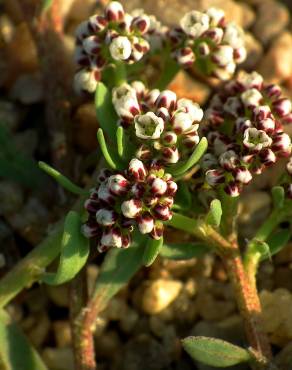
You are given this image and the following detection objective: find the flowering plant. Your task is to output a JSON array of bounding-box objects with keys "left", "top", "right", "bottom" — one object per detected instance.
[{"left": 1, "top": 2, "right": 292, "bottom": 370}]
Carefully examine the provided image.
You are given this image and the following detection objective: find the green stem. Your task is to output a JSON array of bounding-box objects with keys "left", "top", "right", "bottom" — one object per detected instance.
[
  {"left": 219, "top": 188, "right": 238, "bottom": 241},
  {"left": 155, "top": 58, "right": 180, "bottom": 90},
  {"left": 113, "top": 62, "right": 127, "bottom": 86},
  {"left": 252, "top": 209, "right": 285, "bottom": 242}
]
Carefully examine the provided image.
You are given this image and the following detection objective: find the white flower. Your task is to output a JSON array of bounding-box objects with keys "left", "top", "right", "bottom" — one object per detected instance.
[
  {"left": 223, "top": 23, "right": 245, "bottom": 48},
  {"left": 82, "top": 36, "right": 101, "bottom": 55},
  {"left": 138, "top": 214, "right": 154, "bottom": 234},
  {"left": 156, "top": 90, "right": 177, "bottom": 109},
  {"left": 151, "top": 178, "right": 167, "bottom": 195},
  {"left": 234, "top": 168, "right": 252, "bottom": 184},
  {"left": 108, "top": 174, "right": 129, "bottom": 195},
  {"left": 128, "top": 158, "right": 147, "bottom": 180},
  {"left": 223, "top": 97, "right": 241, "bottom": 116},
  {"left": 206, "top": 8, "right": 225, "bottom": 26},
  {"left": 112, "top": 83, "right": 140, "bottom": 119},
  {"left": 237, "top": 71, "right": 263, "bottom": 89},
  {"left": 173, "top": 112, "right": 195, "bottom": 133},
  {"left": 243, "top": 128, "right": 272, "bottom": 151},
  {"left": 96, "top": 209, "right": 117, "bottom": 226},
  {"left": 219, "top": 150, "right": 239, "bottom": 170},
  {"left": 109, "top": 36, "right": 132, "bottom": 61},
  {"left": 121, "top": 199, "right": 142, "bottom": 218},
  {"left": 180, "top": 11, "right": 210, "bottom": 38},
  {"left": 241, "top": 88, "right": 263, "bottom": 107},
  {"left": 212, "top": 45, "right": 234, "bottom": 67},
  {"left": 134, "top": 112, "right": 164, "bottom": 139},
  {"left": 74, "top": 69, "right": 99, "bottom": 94},
  {"left": 177, "top": 99, "right": 203, "bottom": 122},
  {"left": 105, "top": 1, "right": 125, "bottom": 21}
]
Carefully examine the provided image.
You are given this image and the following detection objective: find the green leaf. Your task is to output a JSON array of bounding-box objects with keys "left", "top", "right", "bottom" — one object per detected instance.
[
  {"left": 0, "top": 125, "right": 44, "bottom": 188},
  {"left": 248, "top": 240, "right": 270, "bottom": 260},
  {"left": 143, "top": 237, "right": 163, "bottom": 266},
  {"left": 0, "top": 309, "right": 48, "bottom": 370},
  {"left": 174, "top": 181, "right": 192, "bottom": 211},
  {"left": 95, "top": 82, "right": 118, "bottom": 138},
  {"left": 38, "top": 161, "right": 88, "bottom": 195},
  {"left": 272, "top": 186, "right": 285, "bottom": 209},
  {"left": 206, "top": 199, "right": 222, "bottom": 227},
  {"left": 160, "top": 242, "right": 207, "bottom": 260},
  {"left": 91, "top": 233, "right": 145, "bottom": 311},
  {"left": 97, "top": 129, "right": 123, "bottom": 169},
  {"left": 116, "top": 126, "right": 124, "bottom": 158},
  {"left": 182, "top": 336, "right": 251, "bottom": 367},
  {"left": 264, "top": 229, "right": 292, "bottom": 259},
  {"left": 41, "top": 0, "right": 53, "bottom": 13},
  {"left": 170, "top": 137, "right": 208, "bottom": 177},
  {"left": 42, "top": 211, "right": 90, "bottom": 285}
]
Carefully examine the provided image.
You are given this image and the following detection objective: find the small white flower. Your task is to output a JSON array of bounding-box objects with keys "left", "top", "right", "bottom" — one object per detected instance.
[
  {"left": 74, "top": 69, "right": 99, "bottom": 94},
  {"left": 109, "top": 36, "right": 132, "bottom": 61},
  {"left": 223, "top": 97, "right": 241, "bottom": 116},
  {"left": 237, "top": 71, "right": 263, "bottom": 89},
  {"left": 97, "top": 181, "right": 114, "bottom": 204},
  {"left": 75, "top": 21, "right": 90, "bottom": 40},
  {"left": 173, "top": 112, "right": 194, "bottom": 133},
  {"left": 219, "top": 150, "right": 239, "bottom": 170},
  {"left": 212, "top": 45, "right": 234, "bottom": 67},
  {"left": 82, "top": 36, "right": 101, "bottom": 55},
  {"left": 156, "top": 90, "right": 177, "bottom": 109},
  {"left": 177, "top": 99, "right": 203, "bottom": 122},
  {"left": 205, "top": 169, "right": 225, "bottom": 186},
  {"left": 206, "top": 8, "right": 225, "bottom": 26},
  {"left": 138, "top": 214, "right": 154, "bottom": 234},
  {"left": 243, "top": 128, "right": 272, "bottom": 151},
  {"left": 241, "top": 88, "right": 263, "bottom": 107},
  {"left": 174, "top": 47, "right": 195, "bottom": 67},
  {"left": 134, "top": 112, "right": 164, "bottom": 139},
  {"left": 223, "top": 23, "right": 245, "bottom": 49},
  {"left": 112, "top": 83, "right": 140, "bottom": 119},
  {"left": 128, "top": 158, "right": 147, "bottom": 180},
  {"left": 105, "top": 1, "right": 125, "bottom": 21},
  {"left": 162, "top": 147, "right": 179, "bottom": 164},
  {"left": 131, "top": 81, "right": 146, "bottom": 96},
  {"left": 180, "top": 11, "right": 210, "bottom": 38},
  {"left": 146, "top": 89, "right": 161, "bottom": 106},
  {"left": 108, "top": 174, "right": 129, "bottom": 195},
  {"left": 234, "top": 168, "right": 252, "bottom": 184},
  {"left": 121, "top": 199, "right": 142, "bottom": 218}
]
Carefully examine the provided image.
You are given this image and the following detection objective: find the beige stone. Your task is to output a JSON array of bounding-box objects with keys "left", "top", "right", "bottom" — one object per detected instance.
[
  {"left": 53, "top": 321, "right": 72, "bottom": 348},
  {"left": 240, "top": 32, "right": 263, "bottom": 70},
  {"left": 141, "top": 279, "right": 182, "bottom": 314}
]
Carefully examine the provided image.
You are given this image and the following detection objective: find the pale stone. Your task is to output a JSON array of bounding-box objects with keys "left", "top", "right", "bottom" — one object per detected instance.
[
  {"left": 42, "top": 347, "right": 74, "bottom": 370},
  {"left": 240, "top": 32, "right": 263, "bottom": 70},
  {"left": 53, "top": 321, "right": 72, "bottom": 348},
  {"left": 141, "top": 279, "right": 183, "bottom": 314}
]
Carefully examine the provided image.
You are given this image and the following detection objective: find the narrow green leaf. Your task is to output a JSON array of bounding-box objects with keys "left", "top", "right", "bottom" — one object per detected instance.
[
  {"left": 264, "top": 229, "right": 292, "bottom": 259},
  {"left": 91, "top": 233, "right": 145, "bottom": 311},
  {"left": 41, "top": 0, "right": 53, "bottom": 13},
  {"left": 206, "top": 199, "right": 222, "bottom": 227},
  {"left": 248, "top": 240, "right": 270, "bottom": 261},
  {"left": 97, "top": 129, "right": 120, "bottom": 169},
  {"left": 160, "top": 242, "right": 207, "bottom": 260},
  {"left": 38, "top": 161, "right": 88, "bottom": 195},
  {"left": 272, "top": 186, "right": 285, "bottom": 209},
  {"left": 182, "top": 336, "right": 251, "bottom": 367},
  {"left": 42, "top": 211, "right": 90, "bottom": 285},
  {"left": 95, "top": 82, "right": 118, "bottom": 138},
  {"left": 170, "top": 137, "right": 208, "bottom": 177},
  {"left": 143, "top": 237, "right": 163, "bottom": 266},
  {"left": 116, "top": 126, "right": 124, "bottom": 158},
  {"left": 174, "top": 181, "right": 192, "bottom": 211},
  {"left": 0, "top": 309, "right": 48, "bottom": 370}
]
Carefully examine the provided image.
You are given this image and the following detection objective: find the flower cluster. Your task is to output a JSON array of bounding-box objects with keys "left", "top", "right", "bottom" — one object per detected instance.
[
  {"left": 168, "top": 8, "right": 246, "bottom": 80},
  {"left": 81, "top": 159, "right": 177, "bottom": 252},
  {"left": 200, "top": 71, "right": 292, "bottom": 196},
  {"left": 112, "top": 82, "right": 203, "bottom": 164},
  {"left": 74, "top": 1, "right": 152, "bottom": 94}
]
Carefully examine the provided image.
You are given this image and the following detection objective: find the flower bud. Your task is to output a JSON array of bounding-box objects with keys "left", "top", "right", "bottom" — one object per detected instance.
[
  {"left": 105, "top": 1, "right": 125, "bottom": 21},
  {"left": 257, "top": 118, "right": 275, "bottom": 133},
  {"left": 204, "top": 27, "right": 224, "bottom": 44},
  {"left": 241, "top": 88, "right": 263, "bottom": 107},
  {"left": 212, "top": 45, "right": 234, "bottom": 67},
  {"left": 122, "top": 233, "right": 131, "bottom": 248},
  {"left": 272, "top": 98, "right": 292, "bottom": 118},
  {"left": 131, "top": 183, "right": 145, "bottom": 198},
  {"left": 206, "top": 8, "right": 225, "bottom": 26},
  {"left": 96, "top": 209, "right": 118, "bottom": 226},
  {"left": 84, "top": 199, "right": 99, "bottom": 213},
  {"left": 137, "top": 213, "right": 154, "bottom": 234},
  {"left": 259, "top": 148, "right": 276, "bottom": 166},
  {"left": 233, "top": 46, "right": 246, "bottom": 63},
  {"left": 132, "top": 15, "right": 150, "bottom": 34},
  {"left": 272, "top": 132, "right": 291, "bottom": 155},
  {"left": 234, "top": 167, "right": 252, "bottom": 184},
  {"left": 81, "top": 223, "right": 100, "bottom": 238},
  {"left": 151, "top": 178, "right": 167, "bottom": 195},
  {"left": 112, "top": 84, "right": 140, "bottom": 120},
  {"left": 128, "top": 158, "right": 147, "bottom": 180},
  {"left": 121, "top": 199, "right": 142, "bottom": 218},
  {"left": 83, "top": 35, "right": 101, "bottom": 55},
  {"left": 134, "top": 112, "right": 164, "bottom": 139},
  {"left": 162, "top": 131, "right": 177, "bottom": 145},
  {"left": 166, "top": 180, "right": 178, "bottom": 196},
  {"left": 205, "top": 169, "right": 225, "bottom": 186},
  {"left": 264, "top": 84, "right": 282, "bottom": 99},
  {"left": 172, "top": 112, "right": 194, "bottom": 133},
  {"left": 162, "top": 147, "right": 179, "bottom": 164},
  {"left": 109, "top": 36, "right": 132, "bottom": 61},
  {"left": 224, "top": 181, "right": 240, "bottom": 197},
  {"left": 101, "top": 228, "right": 123, "bottom": 248},
  {"left": 177, "top": 99, "right": 203, "bottom": 122},
  {"left": 235, "top": 118, "right": 252, "bottom": 133},
  {"left": 74, "top": 68, "right": 100, "bottom": 94},
  {"left": 75, "top": 21, "right": 90, "bottom": 40},
  {"left": 200, "top": 153, "right": 218, "bottom": 169},
  {"left": 150, "top": 221, "right": 164, "bottom": 240},
  {"left": 108, "top": 174, "right": 129, "bottom": 195},
  {"left": 97, "top": 169, "right": 112, "bottom": 183},
  {"left": 88, "top": 15, "right": 107, "bottom": 33},
  {"left": 223, "top": 23, "right": 244, "bottom": 49},
  {"left": 219, "top": 150, "right": 239, "bottom": 170},
  {"left": 97, "top": 182, "right": 115, "bottom": 204},
  {"left": 174, "top": 47, "right": 195, "bottom": 68},
  {"left": 155, "top": 90, "right": 177, "bottom": 110},
  {"left": 237, "top": 71, "right": 263, "bottom": 90},
  {"left": 153, "top": 204, "right": 172, "bottom": 221}
]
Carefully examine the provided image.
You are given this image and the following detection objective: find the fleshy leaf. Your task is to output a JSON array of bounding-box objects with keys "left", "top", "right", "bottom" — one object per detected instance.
[
  {"left": 42, "top": 211, "right": 89, "bottom": 285},
  {"left": 90, "top": 232, "right": 145, "bottom": 312},
  {"left": 173, "top": 181, "right": 192, "bottom": 211},
  {"left": 272, "top": 186, "right": 285, "bottom": 209},
  {"left": 182, "top": 336, "right": 251, "bottom": 367},
  {"left": 143, "top": 237, "right": 163, "bottom": 266},
  {"left": 116, "top": 126, "right": 124, "bottom": 158},
  {"left": 97, "top": 129, "right": 124, "bottom": 169},
  {"left": 0, "top": 309, "right": 48, "bottom": 370},
  {"left": 264, "top": 229, "right": 292, "bottom": 259},
  {"left": 206, "top": 199, "right": 222, "bottom": 227},
  {"left": 160, "top": 242, "right": 207, "bottom": 260},
  {"left": 95, "top": 82, "right": 118, "bottom": 138},
  {"left": 38, "top": 161, "right": 88, "bottom": 195},
  {"left": 170, "top": 137, "right": 208, "bottom": 177}
]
